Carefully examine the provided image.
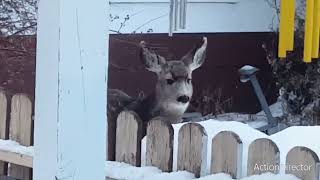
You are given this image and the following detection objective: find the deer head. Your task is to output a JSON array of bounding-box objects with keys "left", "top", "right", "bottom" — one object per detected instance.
[{"left": 139, "top": 37, "right": 207, "bottom": 122}]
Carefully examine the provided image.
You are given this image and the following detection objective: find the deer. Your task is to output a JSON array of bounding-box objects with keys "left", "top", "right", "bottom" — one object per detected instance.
[{"left": 107, "top": 37, "right": 207, "bottom": 160}]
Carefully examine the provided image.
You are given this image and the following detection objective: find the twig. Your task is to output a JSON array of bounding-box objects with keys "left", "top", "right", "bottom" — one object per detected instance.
[
  {"left": 11, "top": 23, "right": 37, "bottom": 36},
  {"left": 132, "top": 13, "right": 167, "bottom": 33}
]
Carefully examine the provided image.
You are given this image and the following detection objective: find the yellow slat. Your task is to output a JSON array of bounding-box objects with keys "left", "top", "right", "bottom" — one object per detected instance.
[
  {"left": 287, "top": 0, "right": 296, "bottom": 51},
  {"left": 278, "top": 0, "right": 290, "bottom": 58},
  {"left": 312, "top": 0, "right": 320, "bottom": 58},
  {"left": 304, "top": 0, "right": 315, "bottom": 62}
]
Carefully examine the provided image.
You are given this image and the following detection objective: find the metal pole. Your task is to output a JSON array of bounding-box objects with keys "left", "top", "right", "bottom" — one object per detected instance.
[
  {"left": 169, "top": 0, "right": 174, "bottom": 36},
  {"left": 184, "top": 0, "right": 187, "bottom": 28},
  {"left": 174, "top": 0, "right": 179, "bottom": 31},
  {"left": 179, "top": 0, "right": 187, "bottom": 29},
  {"left": 249, "top": 75, "right": 276, "bottom": 127}
]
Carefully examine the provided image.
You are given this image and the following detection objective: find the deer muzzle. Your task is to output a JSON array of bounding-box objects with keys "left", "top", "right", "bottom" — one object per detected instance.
[{"left": 177, "top": 95, "right": 190, "bottom": 103}]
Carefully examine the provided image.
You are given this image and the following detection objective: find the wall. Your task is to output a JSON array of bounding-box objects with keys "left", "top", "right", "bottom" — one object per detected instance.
[{"left": 109, "top": 0, "right": 278, "bottom": 34}]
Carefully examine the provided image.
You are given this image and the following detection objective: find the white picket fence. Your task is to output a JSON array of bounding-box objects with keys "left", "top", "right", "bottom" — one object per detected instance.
[{"left": 115, "top": 110, "right": 320, "bottom": 180}]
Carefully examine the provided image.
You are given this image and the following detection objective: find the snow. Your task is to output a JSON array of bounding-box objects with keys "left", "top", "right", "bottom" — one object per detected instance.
[
  {"left": 210, "top": 102, "right": 283, "bottom": 130},
  {"left": 240, "top": 173, "right": 299, "bottom": 180},
  {"left": 105, "top": 161, "right": 162, "bottom": 179},
  {"left": 247, "top": 120, "right": 268, "bottom": 129},
  {"left": 256, "top": 102, "right": 284, "bottom": 118},
  {"left": 240, "top": 65, "right": 256, "bottom": 71},
  {"left": 140, "top": 102, "right": 320, "bottom": 177},
  {"left": 105, "top": 161, "right": 300, "bottom": 180},
  {"left": 0, "top": 139, "right": 34, "bottom": 156}
]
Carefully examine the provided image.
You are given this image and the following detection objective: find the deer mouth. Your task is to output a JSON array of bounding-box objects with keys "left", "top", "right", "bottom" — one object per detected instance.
[{"left": 177, "top": 95, "right": 190, "bottom": 103}]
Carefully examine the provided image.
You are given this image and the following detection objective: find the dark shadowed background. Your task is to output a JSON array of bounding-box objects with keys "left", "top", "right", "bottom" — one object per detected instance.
[
  {"left": 108, "top": 33, "right": 277, "bottom": 114},
  {"left": 0, "top": 32, "right": 277, "bottom": 114}
]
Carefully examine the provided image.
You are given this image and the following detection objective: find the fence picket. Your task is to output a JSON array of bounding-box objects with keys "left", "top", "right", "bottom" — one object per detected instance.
[
  {"left": 146, "top": 118, "right": 173, "bottom": 172},
  {"left": 0, "top": 92, "right": 8, "bottom": 176},
  {"left": 211, "top": 131, "right": 242, "bottom": 178},
  {"left": 286, "top": 146, "right": 320, "bottom": 180},
  {"left": 247, "top": 138, "right": 279, "bottom": 176},
  {"left": 8, "top": 94, "right": 32, "bottom": 180},
  {"left": 177, "top": 123, "right": 207, "bottom": 178},
  {"left": 115, "top": 111, "right": 143, "bottom": 166}
]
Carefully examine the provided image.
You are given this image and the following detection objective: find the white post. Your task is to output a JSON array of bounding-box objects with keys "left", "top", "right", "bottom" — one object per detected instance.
[{"left": 34, "top": 0, "right": 109, "bottom": 179}]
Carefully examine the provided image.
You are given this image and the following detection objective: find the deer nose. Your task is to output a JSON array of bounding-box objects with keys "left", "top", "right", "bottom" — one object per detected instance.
[{"left": 177, "top": 95, "right": 190, "bottom": 103}]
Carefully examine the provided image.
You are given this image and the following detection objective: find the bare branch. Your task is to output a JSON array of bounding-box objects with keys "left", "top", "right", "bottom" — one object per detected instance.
[{"left": 132, "top": 13, "right": 167, "bottom": 33}]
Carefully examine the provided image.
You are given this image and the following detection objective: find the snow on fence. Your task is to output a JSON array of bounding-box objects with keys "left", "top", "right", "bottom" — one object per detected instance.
[
  {"left": 0, "top": 92, "right": 319, "bottom": 180},
  {"left": 114, "top": 110, "right": 320, "bottom": 180}
]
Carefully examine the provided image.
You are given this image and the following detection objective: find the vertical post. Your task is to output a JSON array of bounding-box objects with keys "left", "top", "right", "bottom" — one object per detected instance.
[
  {"left": 174, "top": 0, "right": 179, "bottom": 31},
  {"left": 249, "top": 75, "right": 276, "bottom": 127},
  {"left": 169, "top": 0, "right": 174, "bottom": 36},
  {"left": 179, "top": 0, "right": 187, "bottom": 29},
  {"left": 0, "top": 92, "right": 8, "bottom": 175},
  {"left": 34, "top": 0, "right": 109, "bottom": 180},
  {"left": 312, "top": 0, "right": 320, "bottom": 58},
  {"left": 304, "top": 0, "right": 315, "bottom": 62},
  {"left": 278, "top": 0, "right": 288, "bottom": 58},
  {"left": 278, "top": 0, "right": 296, "bottom": 58},
  {"left": 287, "top": 0, "right": 296, "bottom": 51}
]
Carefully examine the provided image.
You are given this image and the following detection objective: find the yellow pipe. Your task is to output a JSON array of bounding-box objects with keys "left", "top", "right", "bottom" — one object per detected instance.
[
  {"left": 312, "top": 0, "right": 320, "bottom": 58},
  {"left": 278, "top": 0, "right": 290, "bottom": 58},
  {"left": 304, "top": 0, "right": 315, "bottom": 62},
  {"left": 287, "top": 0, "right": 296, "bottom": 51}
]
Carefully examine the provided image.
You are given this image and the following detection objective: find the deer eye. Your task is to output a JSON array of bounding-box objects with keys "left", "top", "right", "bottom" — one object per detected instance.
[
  {"left": 166, "top": 79, "right": 174, "bottom": 85},
  {"left": 187, "top": 78, "right": 191, "bottom": 84}
]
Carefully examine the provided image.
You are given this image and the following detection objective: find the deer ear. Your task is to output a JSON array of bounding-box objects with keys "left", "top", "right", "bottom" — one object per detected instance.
[
  {"left": 182, "top": 37, "right": 207, "bottom": 71},
  {"left": 139, "top": 41, "right": 166, "bottom": 73}
]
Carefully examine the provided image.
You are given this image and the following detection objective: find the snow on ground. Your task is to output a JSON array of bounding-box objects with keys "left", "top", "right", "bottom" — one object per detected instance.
[
  {"left": 248, "top": 102, "right": 284, "bottom": 129},
  {"left": 105, "top": 161, "right": 300, "bottom": 180},
  {"left": 0, "top": 139, "right": 34, "bottom": 156},
  {"left": 256, "top": 102, "right": 284, "bottom": 117},
  {"left": 240, "top": 173, "right": 299, "bottom": 180}
]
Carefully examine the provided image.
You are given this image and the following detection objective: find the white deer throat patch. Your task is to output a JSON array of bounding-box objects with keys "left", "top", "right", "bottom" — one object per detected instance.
[{"left": 162, "top": 101, "right": 189, "bottom": 116}]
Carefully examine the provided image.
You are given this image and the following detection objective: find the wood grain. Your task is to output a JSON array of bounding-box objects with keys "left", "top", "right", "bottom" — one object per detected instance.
[
  {"left": 146, "top": 118, "right": 173, "bottom": 172},
  {"left": 8, "top": 94, "right": 32, "bottom": 180},
  {"left": 115, "top": 111, "right": 143, "bottom": 166},
  {"left": 211, "top": 131, "right": 242, "bottom": 178},
  {"left": 177, "top": 123, "right": 207, "bottom": 178},
  {"left": 0, "top": 92, "right": 8, "bottom": 175},
  {"left": 247, "top": 138, "right": 279, "bottom": 176},
  {"left": 286, "top": 146, "right": 320, "bottom": 180}
]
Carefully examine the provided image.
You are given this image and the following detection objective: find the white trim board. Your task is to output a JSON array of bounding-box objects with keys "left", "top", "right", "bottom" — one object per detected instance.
[{"left": 110, "top": 0, "right": 239, "bottom": 4}]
